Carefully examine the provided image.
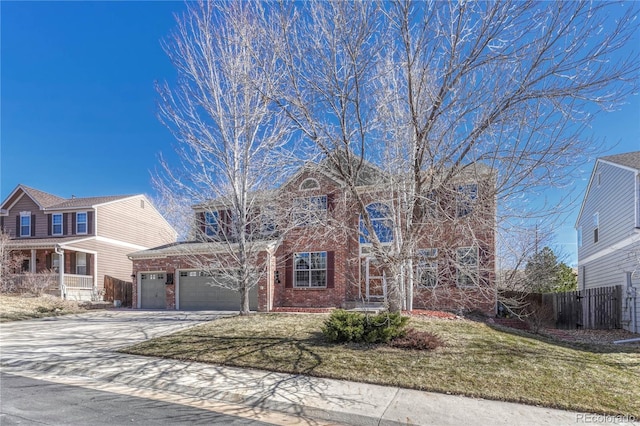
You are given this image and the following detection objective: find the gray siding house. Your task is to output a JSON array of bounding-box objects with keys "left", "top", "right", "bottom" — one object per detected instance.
[{"left": 575, "top": 152, "right": 640, "bottom": 333}]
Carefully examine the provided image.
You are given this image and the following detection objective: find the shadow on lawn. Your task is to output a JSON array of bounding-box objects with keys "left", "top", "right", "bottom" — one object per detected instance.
[
  {"left": 127, "top": 333, "right": 330, "bottom": 375},
  {"left": 483, "top": 322, "right": 640, "bottom": 355}
]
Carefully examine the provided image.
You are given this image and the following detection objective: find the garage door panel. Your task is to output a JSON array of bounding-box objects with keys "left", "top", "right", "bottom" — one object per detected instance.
[
  {"left": 140, "top": 273, "right": 166, "bottom": 309},
  {"left": 179, "top": 272, "right": 258, "bottom": 311}
]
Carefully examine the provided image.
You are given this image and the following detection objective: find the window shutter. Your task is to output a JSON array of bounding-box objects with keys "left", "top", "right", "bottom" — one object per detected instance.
[
  {"left": 48, "top": 214, "right": 52, "bottom": 236},
  {"left": 70, "top": 254, "right": 76, "bottom": 275},
  {"left": 0, "top": 216, "right": 4, "bottom": 232},
  {"left": 63, "top": 213, "right": 69, "bottom": 235},
  {"left": 86, "top": 254, "right": 92, "bottom": 276},
  {"left": 31, "top": 214, "right": 36, "bottom": 236},
  {"left": 72, "top": 214, "right": 76, "bottom": 235},
  {"left": 326, "top": 251, "right": 335, "bottom": 289},
  {"left": 46, "top": 254, "right": 51, "bottom": 269},
  {"left": 198, "top": 212, "right": 205, "bottom": 238},
  {"left": 88, "top": 212, "right": 94, "bottom": 235},
  {"left": 285, "top": 255, "right": 293, "bottom": 288},
  {"left": 15, "top": 216, "right": 19, "bottom": 236}
]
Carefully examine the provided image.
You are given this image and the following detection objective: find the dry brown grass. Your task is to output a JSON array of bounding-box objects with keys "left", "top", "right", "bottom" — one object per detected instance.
[
  {"left": 0, "top": 293, "right": 87, "bottom": 322},
  {"left": 122, "top": 313, "right": 640, "bottom": 417}
]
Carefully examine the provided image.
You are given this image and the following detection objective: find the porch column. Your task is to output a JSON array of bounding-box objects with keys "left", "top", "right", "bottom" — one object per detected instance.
[
  {"left": 56, "top": 248, "right": 65, "bottom": 299},
  {"left": 30, "top": 249, "right": 36, "bottom": 273}
]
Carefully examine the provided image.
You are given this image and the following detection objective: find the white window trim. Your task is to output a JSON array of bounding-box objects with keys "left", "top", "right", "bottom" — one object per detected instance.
[
  {"left": 294, "top": 195, "right": 327, "bottom": 227},
  {"left": 52, "top": 213, "right": 63, "bottom": 236},
  {"left": 76, "top": 252, "right": 87, "bottom": 275},
  {"left": 577, "top": 226, "right": 582, "bottom": 248},
  {"left": 593, "top": 212, "right": 599, "bottom": 244},
  {"left": 456, "top": 246, "right": 479, "bottom": 287},
  {"left": 294, "top": 251, "right": 327, "bottom": 288},
  {"left": 19, "top": 212, "right": 31, "bottom": 237},
  {"left": 204, "top": 211, "right": 219, "bottom": 237},
  {"left": 299, "top": 178, "right": 320, "bottom": 191},
  {"left": 76, "top": 211, "right": 88, "bottom": 235}
]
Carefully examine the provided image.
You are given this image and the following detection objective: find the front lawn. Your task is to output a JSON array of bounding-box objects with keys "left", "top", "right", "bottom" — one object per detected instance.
[
  {"left": 121, "top": 313, "right": 640, "bottom": 417},
  {"left": 0, "top": 294, "right": 87, "bottom": 322}
]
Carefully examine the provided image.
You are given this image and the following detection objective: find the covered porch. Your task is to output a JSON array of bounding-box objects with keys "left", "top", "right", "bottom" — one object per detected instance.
[{"left": 7, "top": 238, "right": 97, "bottom": 301}]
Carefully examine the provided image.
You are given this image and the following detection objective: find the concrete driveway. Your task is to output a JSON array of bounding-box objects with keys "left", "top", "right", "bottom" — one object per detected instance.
[{"left": 2, "top": 310, "right": 631, "bottom": 426}]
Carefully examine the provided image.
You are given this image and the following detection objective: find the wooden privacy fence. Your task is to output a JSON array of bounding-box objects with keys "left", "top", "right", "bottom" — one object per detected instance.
[
  {"left": 104, "top": 275, "right": 132, "bottom": 308},
  {"left": 553, "top": 285, "right": 622, "bottom": 330}
]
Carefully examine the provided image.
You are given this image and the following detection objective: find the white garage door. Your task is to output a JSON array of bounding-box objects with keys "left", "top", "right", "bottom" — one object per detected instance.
[
  {"left": 140, "top": 273, "right": 166, "bottom": 309},
  {"left": 178, "top": 271, "right": 258, "bottom": 311}
]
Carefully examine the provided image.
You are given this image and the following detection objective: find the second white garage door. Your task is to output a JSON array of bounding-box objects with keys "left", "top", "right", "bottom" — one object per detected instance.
[{"left": 178, "top": 271, "right": 258, "bottom": 311}]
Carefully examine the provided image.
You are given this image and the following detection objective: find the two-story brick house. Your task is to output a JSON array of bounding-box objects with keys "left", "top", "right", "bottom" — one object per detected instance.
[
  {"left": 575, "top": 152, "right": 640, "bottom": 333},
  {"left": 0, "top": 185, "right": 177, "bottom": 300},
  {"left": 130, "top": 159, "right": 496, "bottom": 314}
]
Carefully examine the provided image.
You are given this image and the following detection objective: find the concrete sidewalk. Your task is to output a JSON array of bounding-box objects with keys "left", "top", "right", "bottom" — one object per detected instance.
[{"left": 0, "top": 311, "right": 635, "bottom": 425}]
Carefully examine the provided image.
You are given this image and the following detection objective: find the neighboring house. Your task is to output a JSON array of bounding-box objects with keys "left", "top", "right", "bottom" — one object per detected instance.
[
  {"left": 0, "top": 185, "right": 177, "bottom": 300},
  {"left": 575, "top": 151, "right": 640, "bottom": 333},
  {"left": 130, "top": 159, "right": 496, "bottom": 313}
]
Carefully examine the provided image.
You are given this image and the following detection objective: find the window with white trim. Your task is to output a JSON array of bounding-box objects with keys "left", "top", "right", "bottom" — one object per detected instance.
[
  {"left": 293, "top": 195, "right": 327, "bottom": 226},
  {"left": 204, "top": 211, "right": 218, "bottom": 237},
  {"left": 76, "top": 252, "right": 87, "bottom": 275},
  {"left": 456, "top": 184, "right": 478, "bottom": 217},
  {"left": 52, "top": 213, "right": 63, "bottom": 236},
  {"left": 360, "top": 202, "right": 393, "bottom": 244},
  {"left": 417, "top": 249, "right": 438, "bottom": 288},
  {"left": 259, "top": 206, "right": 276, "bottom": 234},
  {"left": 299, "top": 178, "right": 319, "bottom": 190},
  {"left": 52, "top": 253, "right": 60, "bottom": 273},
  {"left": 76, "top": 212, "right": 88, "bottom": 234},
  {"left": 593, "top": 212, "right": 599, "bottom": 243},
  {"left": 20, "top": 213, "right": 31, "bottom": 237},
  {"left": 294, "top": 252, "right": 327, "bottom": 288},
  {"left": 457, "top": 247, "right": 478, "bottom": 287}
]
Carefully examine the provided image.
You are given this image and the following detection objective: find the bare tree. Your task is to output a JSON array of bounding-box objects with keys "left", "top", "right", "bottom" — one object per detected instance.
[
  {"left": 155, "top": 0, "right": 296, "bottom": 314},
  {"left": 268, "top": 0, "right": 639, "bottom": 312},
  {"left": 0, "top": 231, "right": 25, "bottom": 293}
]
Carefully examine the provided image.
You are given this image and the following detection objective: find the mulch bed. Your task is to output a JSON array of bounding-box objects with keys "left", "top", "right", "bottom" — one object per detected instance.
[{"left": 406, "top": 309, "right": 460, "bottom": 320}]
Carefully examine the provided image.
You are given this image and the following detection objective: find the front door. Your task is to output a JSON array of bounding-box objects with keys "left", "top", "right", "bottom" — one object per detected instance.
[{"left": 360, "top": 257, "right": 386, "bottom": 300}]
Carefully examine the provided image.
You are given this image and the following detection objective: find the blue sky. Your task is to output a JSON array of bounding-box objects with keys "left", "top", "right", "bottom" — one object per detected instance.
[{"left": 1, "top": 1, "right": 639, "bottom": 266}]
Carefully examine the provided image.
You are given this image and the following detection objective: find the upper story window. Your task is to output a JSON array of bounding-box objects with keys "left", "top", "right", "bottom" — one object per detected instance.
[
  {"left": 360, "top": 202, "right": 393, "bottom": 244},
  {"left": 52, "top": 213, "right": 63, "bottom": 236},
  {"left": 299, "top": 178, "right": 319, "bottom": 190},
  {"left": 76, "top": 212, "right": 88, "bottom": 234},
  {"left": 294, "top": 251, "right": 327, "bottom": 288},
  {"left": 417, "top": 248, "right": 438, "bottom": 288},
  {"left": 205, "top": 211, "right": 219, "bottom": 237},
  {"left": 259, "top": 206, "right": 276, "bottom": 235},
  {"left": 456, "top": 184, "right": 478, "bottom": 217},
  {"left": 593, "top": 212, "right": 599, "bottom": 243},
  {"left": 457, "top": 246, "right": 478, "bottom": 287},
  {"left": 20, "top": 212, "right": 31, "bottom": 237},
  {"left": 294, "top": 195, "right": 327, "bottom": 226}
]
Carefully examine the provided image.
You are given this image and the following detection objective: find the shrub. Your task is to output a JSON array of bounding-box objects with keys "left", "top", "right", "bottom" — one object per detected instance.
[
  {"left": 322, "top": 310, "right": 409, "bottom": 344},
  {"left": 389, "top": 328, "right": 444, "bottom": 351}
]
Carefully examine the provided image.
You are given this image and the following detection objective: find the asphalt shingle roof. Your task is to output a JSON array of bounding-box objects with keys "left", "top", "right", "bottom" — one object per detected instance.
[
  {"left": 601, "top": 151, "right": 640, "bottom": 171},
  {"left": 20, "top": 186, "right": 66, "bottom": 208}
]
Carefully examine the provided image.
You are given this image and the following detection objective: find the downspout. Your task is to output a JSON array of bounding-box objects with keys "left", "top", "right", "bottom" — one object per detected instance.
[
  {"left": 627, "top": 272, "right": 638, "bottom": 334},
  {"left": 54, "top": 244, "right": 65, "bottom": 299}
]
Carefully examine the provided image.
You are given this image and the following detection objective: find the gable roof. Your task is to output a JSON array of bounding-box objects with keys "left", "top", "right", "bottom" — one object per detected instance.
[
  {"left": 575, "top": 151, "right": 640, "bottom": 227},
  {"left": 600, "top": 151, "right": 640, "bottom": 171},
  {"left": 1, "top": 184, "right": 135, "bottom": 212},
  {"left": 46, "top": 195, "right": 135, "bottom": 210}
]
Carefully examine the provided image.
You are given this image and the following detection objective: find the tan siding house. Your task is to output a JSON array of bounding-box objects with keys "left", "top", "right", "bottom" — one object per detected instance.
[{"left": 1, "top": 185, "right": 177, "bottom": 301}]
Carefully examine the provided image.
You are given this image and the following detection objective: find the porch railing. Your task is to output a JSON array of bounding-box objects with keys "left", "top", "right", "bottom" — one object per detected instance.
[
  {"left": 8, "top": 273, "right": 94, "bottom": 291},
  {"left": 63, "top": 274, "right": 94, "bottom": 290}
]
